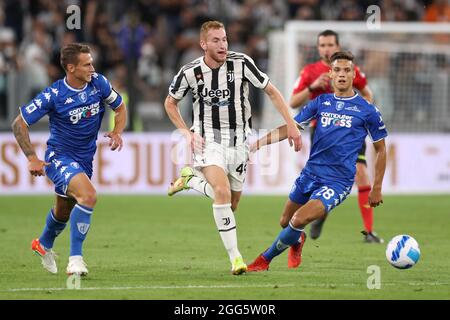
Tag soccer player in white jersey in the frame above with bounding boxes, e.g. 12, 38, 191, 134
164, 20, 301, 275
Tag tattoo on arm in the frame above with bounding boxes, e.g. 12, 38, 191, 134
12, 118, 36, 159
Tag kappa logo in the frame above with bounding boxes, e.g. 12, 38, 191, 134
51, 88, 59, 96
323, 101, 331, 106
53, 159, 61, 168
89, 88, 98, 96
65, 97, 75, 105
64, 172, 73, 181
60, 166, 67, 174
34, 99, 42, 108
44, 92, 51, 102
77, 223, 90, 235
48, 151, 55, 159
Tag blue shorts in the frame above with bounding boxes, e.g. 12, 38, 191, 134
289, 171, 352, 214
44, 149, 92, 197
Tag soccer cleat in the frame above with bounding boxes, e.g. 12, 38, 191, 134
362, 231, 384, 244
288, 232, 307, 268
168, 166, 194, 196
309, 216, 326, 240
66, 255, 88, 276
231, 256, 247, 275
31, 238, 58, 274
247, 254, 270, 272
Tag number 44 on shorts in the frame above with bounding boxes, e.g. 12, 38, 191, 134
236, 163, 247, 175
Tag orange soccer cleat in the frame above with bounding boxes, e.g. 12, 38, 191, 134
287, 232, 307, 269
31, 238, 58, 274
247, 254, 270, 272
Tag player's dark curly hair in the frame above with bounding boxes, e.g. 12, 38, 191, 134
330, 51, 354, 63
60, 43, 91, 71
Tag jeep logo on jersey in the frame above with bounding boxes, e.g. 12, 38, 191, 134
320, 112, 353, 128
200, 88, 231, 99
69, 102, 100, 124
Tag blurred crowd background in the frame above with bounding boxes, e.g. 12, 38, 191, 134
0, 0, 449, 132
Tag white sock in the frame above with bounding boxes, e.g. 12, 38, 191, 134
212, 203, 241, 262
188, 176, 215, 199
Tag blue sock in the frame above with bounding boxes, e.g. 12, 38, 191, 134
70, 204, 93, 256
262, 223, 303, 261
39, 209, 67, 249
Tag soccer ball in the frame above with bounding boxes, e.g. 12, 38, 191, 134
385, 235, 420, 269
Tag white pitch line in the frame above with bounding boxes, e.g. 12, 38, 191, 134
3, 281, 449, 293
3, 284, 295, 293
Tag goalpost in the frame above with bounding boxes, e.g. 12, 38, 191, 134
261, 21, 450, 133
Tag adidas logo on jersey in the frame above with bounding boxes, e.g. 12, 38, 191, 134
65, 97, 75, 104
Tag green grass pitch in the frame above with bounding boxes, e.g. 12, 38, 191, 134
0, 194, 449, 300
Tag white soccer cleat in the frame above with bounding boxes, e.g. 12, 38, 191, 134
66, 255, 88, 276
31, 238, 58, 274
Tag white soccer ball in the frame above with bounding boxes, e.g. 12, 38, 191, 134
385, 235, 420, 269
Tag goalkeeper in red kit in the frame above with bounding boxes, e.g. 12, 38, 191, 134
290, 30, 383, 243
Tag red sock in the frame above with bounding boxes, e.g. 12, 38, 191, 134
358, 185, 373, 233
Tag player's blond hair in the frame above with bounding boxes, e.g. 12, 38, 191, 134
200, 21, 225, 40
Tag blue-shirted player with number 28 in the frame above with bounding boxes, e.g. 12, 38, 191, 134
12, 43, 127, 276
247, 51, 388, 272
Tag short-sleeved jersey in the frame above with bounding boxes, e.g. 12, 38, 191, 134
294, 93, 387, 183
20, 73, 122, 164
168, 51, 269, 147
292, 60, 368, 99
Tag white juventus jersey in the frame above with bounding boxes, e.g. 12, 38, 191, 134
169, 51, 269, 146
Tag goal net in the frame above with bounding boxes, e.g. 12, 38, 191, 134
261, 21, 450, 133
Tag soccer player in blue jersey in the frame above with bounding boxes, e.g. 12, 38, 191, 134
11, 43, 127, 276
247, 51, 387, 271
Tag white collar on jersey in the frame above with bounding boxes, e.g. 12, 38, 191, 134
63, 77, 88, 92
333, 92, 359, 100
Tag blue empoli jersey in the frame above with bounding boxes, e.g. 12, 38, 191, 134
20, 73, 122, 164
294, 93, 388, 183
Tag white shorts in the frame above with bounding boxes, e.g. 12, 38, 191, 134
193, 142, 249, 192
